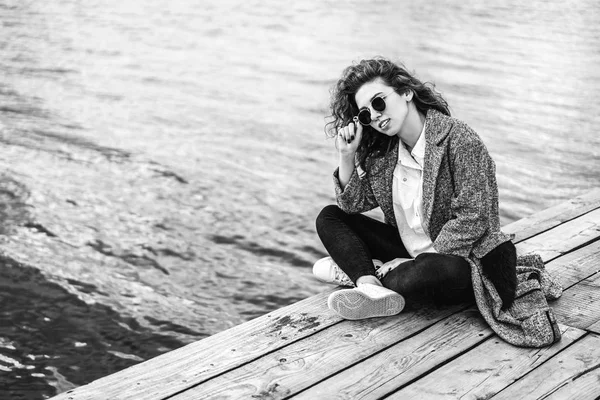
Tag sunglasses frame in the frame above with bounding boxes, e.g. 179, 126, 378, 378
355, 90, 396, 126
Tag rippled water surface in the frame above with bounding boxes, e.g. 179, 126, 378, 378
1, 0, 599, 398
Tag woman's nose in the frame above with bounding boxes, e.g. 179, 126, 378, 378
370, 108, 381, 121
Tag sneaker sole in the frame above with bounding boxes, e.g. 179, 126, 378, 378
327, 289, 405, 320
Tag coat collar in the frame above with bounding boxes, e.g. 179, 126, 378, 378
422, 109, 454, 233
425, 108, 453, 146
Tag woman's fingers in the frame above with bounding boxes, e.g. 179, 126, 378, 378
354, 120, 363, 143
344, 122, 357, 143
337, 125, 350, 144
336, 129, 346, 147
337, 121, 361, 154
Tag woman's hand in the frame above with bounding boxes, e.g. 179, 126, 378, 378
336, 119, 363, 157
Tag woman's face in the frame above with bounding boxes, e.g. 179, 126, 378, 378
354, 78, 412, 137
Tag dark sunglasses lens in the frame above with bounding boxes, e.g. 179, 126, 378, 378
358, 110, 371, 125
372, 96, 386, 112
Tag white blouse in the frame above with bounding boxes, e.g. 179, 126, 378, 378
391, 122, 436, 257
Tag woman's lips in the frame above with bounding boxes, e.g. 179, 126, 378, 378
379, 118, 390, 129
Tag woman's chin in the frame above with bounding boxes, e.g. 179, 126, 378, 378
376, 129, 398, 137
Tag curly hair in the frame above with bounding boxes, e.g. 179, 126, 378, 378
325, 58, 450, 169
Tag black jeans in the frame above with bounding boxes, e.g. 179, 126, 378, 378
316, 204, 474, 305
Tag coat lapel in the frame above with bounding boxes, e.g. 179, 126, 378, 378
376, 141, 398, 225
422, 110, 453, 234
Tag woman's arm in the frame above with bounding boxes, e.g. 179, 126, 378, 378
333, 121, 378, 213
333, 163, 378, 214
337, 153, 356, 191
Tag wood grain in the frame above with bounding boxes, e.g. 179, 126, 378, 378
552, 271, 600, 330
587, 319, 600, 335
290, 308, 492, 400
545, 239, 600, 289
504, 188, 600, 243
386, 325, 585, 400
169, 304, 468, 399
515, 207, 600, 261
49, 191, 600, 400
544, 366, 600, 400
50, 288, 342, 400
489, 333, 600, 400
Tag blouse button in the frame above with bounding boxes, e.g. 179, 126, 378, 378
403, 178, 407, 182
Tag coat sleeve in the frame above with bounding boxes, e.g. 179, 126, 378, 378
333, 163, 378, 214
433, 130, 496, 258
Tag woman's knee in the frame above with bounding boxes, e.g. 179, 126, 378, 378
414, 252, 470, 272
315, 204, 343, 235
413, 252, 471, 287
412, 253, 473, 304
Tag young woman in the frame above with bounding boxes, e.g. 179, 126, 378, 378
314, 58, 517, 320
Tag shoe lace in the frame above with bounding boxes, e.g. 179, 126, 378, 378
333, 265, 353, 285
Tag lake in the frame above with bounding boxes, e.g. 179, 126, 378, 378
0, 0, 599, 398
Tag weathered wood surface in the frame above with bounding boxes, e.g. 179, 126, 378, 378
514, 207, 600, 261
293, 309, 494, 400
503, 188, 600, 243
51, 190, 600, 400
588, 319, 600, 335
51, 288, 343, 400
490, 333, 600, 400
386, 325, 586, 400
172, 307, 477, 400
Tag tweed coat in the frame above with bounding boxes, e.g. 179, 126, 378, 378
331, 109, 562, 347
333, 108, 511, 259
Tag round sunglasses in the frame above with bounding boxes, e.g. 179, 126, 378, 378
355, 91, 396, 126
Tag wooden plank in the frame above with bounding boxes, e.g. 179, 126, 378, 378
168, 304, 470, 399
552, 271, 600, 330
489, 333, 600, 400
384, 325, 585, 400
345, 243, 598, 399
168, 235, 600, 399
544, 241, 600, 330
544, 358, 600, 400
51, 288, 343, 400
50, 190, 600, 400
544, 239, 600, 289
503, 188, 600, 243
515, 208, 600, 261
288, 308, 492, 400
587, 320, 600, 335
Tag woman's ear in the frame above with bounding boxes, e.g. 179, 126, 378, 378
404, 90, 414, 102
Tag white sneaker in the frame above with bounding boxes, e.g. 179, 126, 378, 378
327, 283, 405, 320
312, 257, 355, 287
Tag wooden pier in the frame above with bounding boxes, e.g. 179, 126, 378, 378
51, 189, 600, 399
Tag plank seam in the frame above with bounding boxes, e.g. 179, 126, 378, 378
159, 318, 347, 400
561, 269, 600, 292
485, 330, 590, 399
286, 304, 473, 399
377, 334, 496, 400
508, 199, 600, 244
162, 235, 600, 399
570, 362, 600, 382
539, 235, 600, 265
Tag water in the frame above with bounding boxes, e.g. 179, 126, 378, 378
1, 0, 599, 398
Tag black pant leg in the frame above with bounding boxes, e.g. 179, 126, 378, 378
315, 205, 410, 284
381, 252, 474, 305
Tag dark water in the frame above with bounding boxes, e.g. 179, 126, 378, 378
1, 0, 599, 398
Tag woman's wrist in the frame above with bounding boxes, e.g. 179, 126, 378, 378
339, 151, 356, 163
